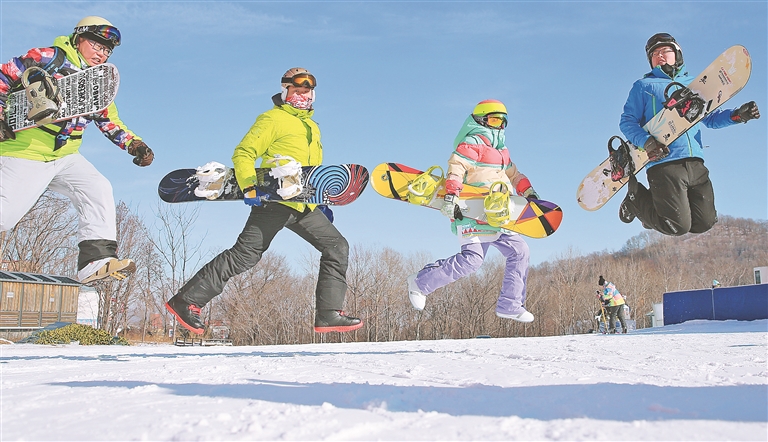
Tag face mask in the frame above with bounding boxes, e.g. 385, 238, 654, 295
284, 89, 315, 110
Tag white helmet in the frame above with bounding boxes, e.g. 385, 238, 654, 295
73, 16, 121, 48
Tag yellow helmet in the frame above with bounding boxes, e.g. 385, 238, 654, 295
73, 16, 121, 47
472, 99, 508, 129
472, 99, 507, 117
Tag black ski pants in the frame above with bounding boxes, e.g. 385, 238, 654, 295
634, 158, 717, 236
176, 203, 349, 311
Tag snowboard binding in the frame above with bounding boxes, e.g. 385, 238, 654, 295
264, 155, 304, 200
21, 67, 61, 125
483, 181, 511, 227
407, 165, 444, 205
663, 82, 708, 123
193, 161, 233, 200
607, 135, 635, 182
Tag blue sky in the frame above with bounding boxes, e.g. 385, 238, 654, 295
2, 1, 766, 270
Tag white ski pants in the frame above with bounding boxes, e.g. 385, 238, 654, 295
0, 154, 117, 242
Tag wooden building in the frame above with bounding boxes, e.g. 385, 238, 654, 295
0, 271, 80, 329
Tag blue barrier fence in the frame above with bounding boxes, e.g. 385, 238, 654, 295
663, 284, 768, 325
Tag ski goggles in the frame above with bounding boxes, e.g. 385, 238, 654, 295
484, 113, 508, 129
281, 73, 317, 89
74, 25, 121, 47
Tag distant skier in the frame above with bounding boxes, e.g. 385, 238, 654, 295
0, 16, 154, 283
165, 68, 363, 335
597, 275, 627, 334
618, 33, 759, 235
407, 100, 539, 322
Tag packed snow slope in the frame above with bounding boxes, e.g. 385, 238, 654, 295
1, 320, 766, 441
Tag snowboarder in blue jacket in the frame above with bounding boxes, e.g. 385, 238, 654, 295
618, 33, 760, 236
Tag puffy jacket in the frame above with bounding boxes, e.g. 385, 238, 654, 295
0, 36, 141, 162
232, 95, 322, 212
601, 282, 626, 307
446, 115, 532, 238
619, 64, 737, 169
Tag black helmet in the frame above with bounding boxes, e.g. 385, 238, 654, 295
645, 33, 683, 69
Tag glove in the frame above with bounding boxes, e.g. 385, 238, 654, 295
440, 194, 463, 220
643, 137, 669, 162
731, 101, 760, 123
243, 186, 270, 206
522, 187, 539, 200
127, 140, 154, 167
0, 117, 15, 142
318, 205, 334, 223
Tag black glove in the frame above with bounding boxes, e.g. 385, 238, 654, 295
731, 101, 760, 123
0, 118, 15, 142
127, 140, 154, 167
643, 137, 669, 162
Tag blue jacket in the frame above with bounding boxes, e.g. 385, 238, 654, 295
619, 64, 737, 169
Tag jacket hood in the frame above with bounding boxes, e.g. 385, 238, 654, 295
452, 114, 505, 150
271, 93, 314, 119
52, 35, 87, 68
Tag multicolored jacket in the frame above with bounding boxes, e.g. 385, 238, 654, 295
600, 281, 626, 307
446, 115, 533, 239
619, 63, 737, 169
0, 35, 141, 162
232, 95, 322, 212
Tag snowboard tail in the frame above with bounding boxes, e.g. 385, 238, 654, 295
576, 45, 752, 211
371, 163, 562, 238
158, 164, 369, 206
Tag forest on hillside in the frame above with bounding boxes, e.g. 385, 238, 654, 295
1, 192, 766, 345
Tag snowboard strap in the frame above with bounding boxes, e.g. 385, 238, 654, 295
663, 81, 708, 123
607, 135, 634, 182
483, 181, 511, 227
407, 165, 443, 205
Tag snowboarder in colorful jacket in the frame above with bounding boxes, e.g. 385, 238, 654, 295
165, 68, 363, 335
406, 100, 539, 323
618, 33, 760, 235
0, 16, 154, 284
597, 275, 627, 333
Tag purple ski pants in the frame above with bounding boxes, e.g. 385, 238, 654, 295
413, 234, 530, 315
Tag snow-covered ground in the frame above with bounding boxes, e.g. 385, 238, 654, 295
1, 320, 766, 441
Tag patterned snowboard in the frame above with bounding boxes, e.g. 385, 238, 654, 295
5, 63, 120, 132
577, 45, 752, 211
158, 163, 369, 206
371, 163, 562, 238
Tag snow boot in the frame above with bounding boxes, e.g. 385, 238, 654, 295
407, 273, 426, 310
619, 175, 639, 223
314, 310, 363, 333
496, 309, 535, 323
78, 257, 136, 284
165, 296, 205, 335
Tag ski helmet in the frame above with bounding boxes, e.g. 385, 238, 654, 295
645, 33, 683, 69
73, 16, 121, 49
472, 99, 508, 129
281, 67, 317, 89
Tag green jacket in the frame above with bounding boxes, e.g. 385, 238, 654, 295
232, 96, 322, 212
0, 36, 140, 162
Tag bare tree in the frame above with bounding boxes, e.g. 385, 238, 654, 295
1, 191, 77, 274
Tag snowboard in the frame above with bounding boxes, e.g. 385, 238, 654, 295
371, 163, 562, 238
576, 45, 752, 211
158, 163, 369, 206
5, 63, 120, 132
